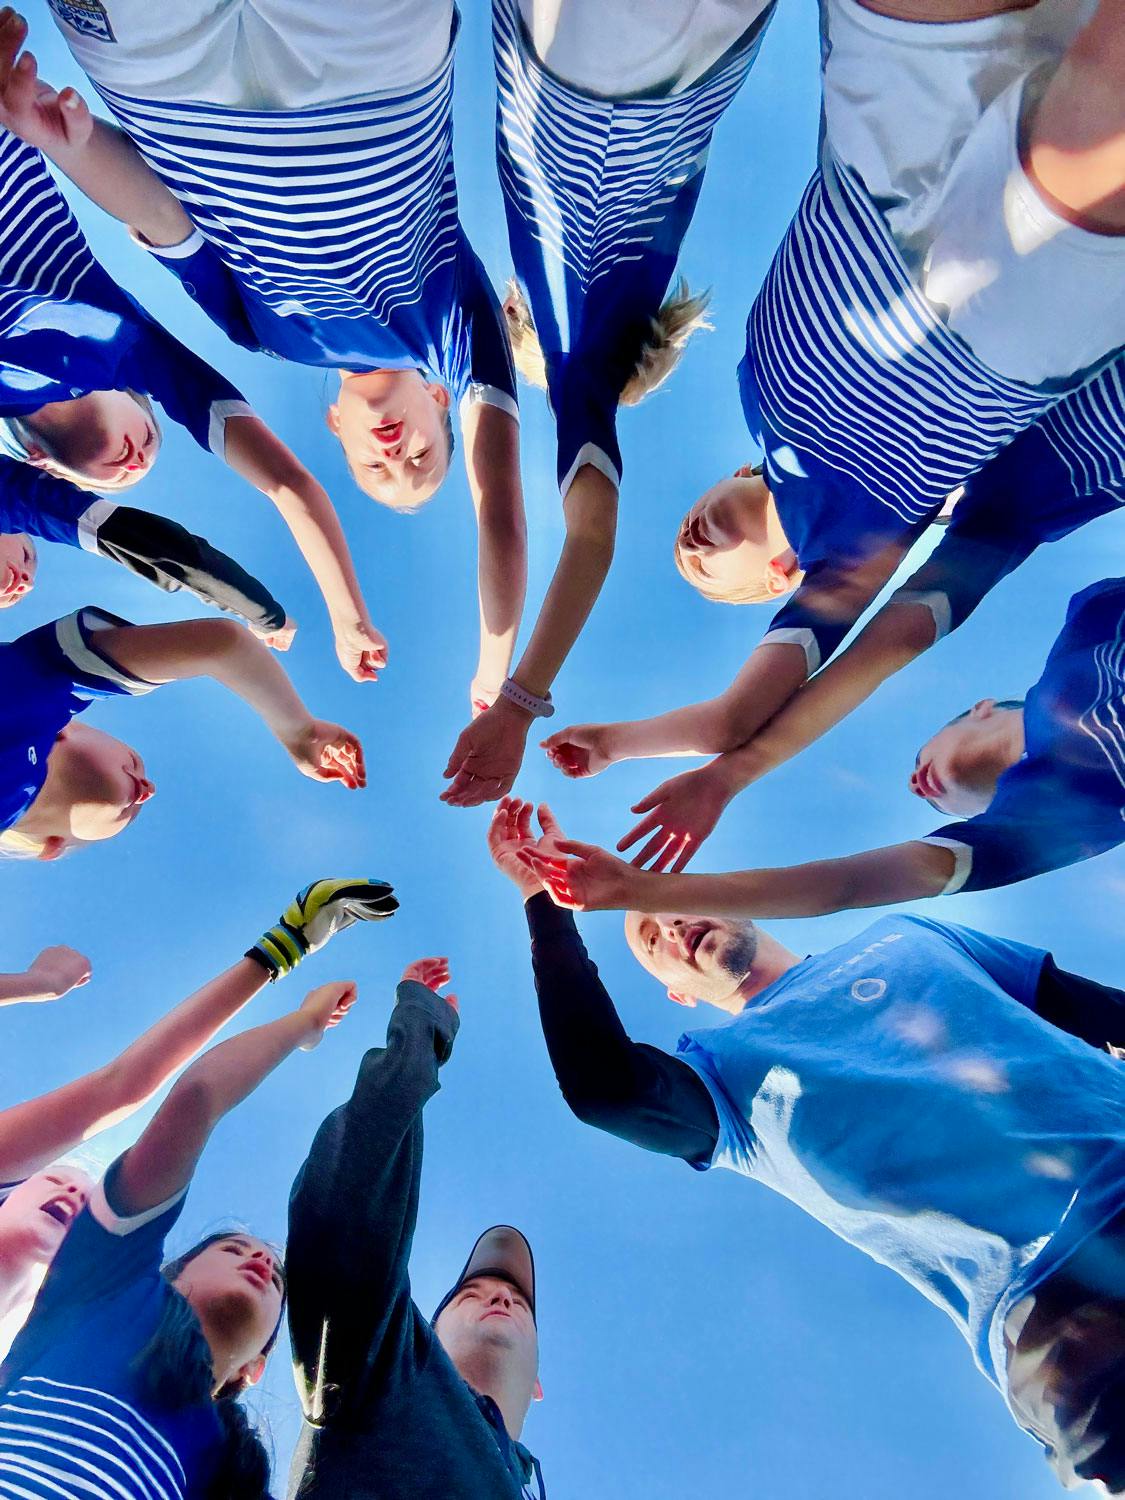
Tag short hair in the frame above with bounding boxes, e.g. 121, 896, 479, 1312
672, 466, 780, 605
914, 699, 1026, 813
503, 276, 712, 405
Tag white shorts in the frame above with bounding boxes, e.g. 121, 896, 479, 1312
45, 0, 455, 108
516, 0, 772, 96
822, 0, 1125, 387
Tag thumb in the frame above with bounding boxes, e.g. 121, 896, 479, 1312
537, 802, 562, 836
60, 89, 91, 141
630, 786, 665, 814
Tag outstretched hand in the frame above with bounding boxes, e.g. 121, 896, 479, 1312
0, 11, 93, 154
297, 980, 359, 1050
541, 722, 616, 779
251, 616, 298, 652
401, 956, 458, 1013
520, 837, 643, 913
25, 944, 92, 1001
487, 797, 567, 899
617, 763, 732, 872
442, 696, 531, 807
285, 719, 366, 788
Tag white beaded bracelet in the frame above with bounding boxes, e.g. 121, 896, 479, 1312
501, 677, 555, 719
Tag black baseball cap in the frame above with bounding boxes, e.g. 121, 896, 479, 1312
432, 1225, 536, 1325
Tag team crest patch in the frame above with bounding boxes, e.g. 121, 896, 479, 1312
46, 0, 116, 42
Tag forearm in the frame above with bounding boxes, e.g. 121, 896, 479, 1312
608, 641, 809, 761
41, 116, 192, 248
712, 603, 938, 796
1036, 957, 1125, 1052
474, 510, 527, 693
96, 507, 287, 632
0, 971, 54, 1006
636, 840, 957, 919
223, 416, 370, 630
511, 468, 617, 697
0, 959, 268, 1185
526, 895, 718, 1160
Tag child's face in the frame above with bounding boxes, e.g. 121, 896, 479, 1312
30, 392, 160, 489
910, 701, 1011, 818
29, 724, 156, 852
328, 369, 451, 508
0, 1166, 93, 1264
0, 533, 35, 608
676, 472, 800, 603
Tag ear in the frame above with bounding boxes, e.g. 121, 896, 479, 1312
425, 382, 452, 412
969, 698, 997, 720
667, 989, 698, 1008
324, 404, 341, 435
37, 836, 68, 862
533, 1377, 544, 1402
764, 558, 793, 597
236, 1354, 267, 1389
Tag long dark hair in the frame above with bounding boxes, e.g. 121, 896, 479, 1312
133, 1232, 287, 1500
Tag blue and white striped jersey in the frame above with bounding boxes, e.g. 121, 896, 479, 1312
0, 131, 250, 455
927, 578, 1125, 893
494, 0, 769, 493
97, 19, 517, 410
745, 155, 1114, 671
0, 1168, 216, 1500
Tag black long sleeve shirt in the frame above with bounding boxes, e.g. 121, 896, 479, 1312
285, 983, 542, 1499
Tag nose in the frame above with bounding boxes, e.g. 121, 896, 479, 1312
488, 1288, 512, 1308
136, 777, 156, 804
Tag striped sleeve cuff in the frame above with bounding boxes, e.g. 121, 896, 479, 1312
761, 625, 820, 676
91, 1175, 188, 1237
128, 225, 207, 261
919, 836, 974, 895
461, 385, 519, 422
891, 588, 952, 641
209, 399, 255, 458
560, 443, 621, 499
55, 608, 158, 695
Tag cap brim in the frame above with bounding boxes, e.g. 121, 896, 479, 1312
432, 1224, 535, 1324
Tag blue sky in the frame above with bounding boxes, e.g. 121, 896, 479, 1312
6, 3, 1125, 1495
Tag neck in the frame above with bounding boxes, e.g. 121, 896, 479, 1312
986, 708, 1026, 777
729, 935, 801, 1013
455, 1350, 532, 1441
0, 1232, 45, 1322
194, 1312, 252, 1395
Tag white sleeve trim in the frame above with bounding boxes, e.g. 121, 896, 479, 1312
762, 625, 820, 676
55, 608, 157, 696
89, 1176, 188, 1237
892, 588, 952, 641
920, 836, 974, 895
460, 384, 519, 423
209, 399, 254, 458
560, 443, 621, 498
128, 225, 206, 261
76, 499, 118, 554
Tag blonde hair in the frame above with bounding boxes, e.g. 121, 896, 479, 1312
0, 826, 47, 859
15, 393, 162, 493
503, 277, 712, 406
673, 538, 780, 606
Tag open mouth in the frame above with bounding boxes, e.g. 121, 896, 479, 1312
681, 922, 712, 964
372, 420, 403, 448
914, 762, 945, 802
39, 1199, 76, 1228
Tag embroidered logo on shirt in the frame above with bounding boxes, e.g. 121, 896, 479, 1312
46, 0, 116, 42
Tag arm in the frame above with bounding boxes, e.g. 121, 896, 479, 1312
222, 416, 385, 682
441, 464, 617, 806
286, 976, 458, 1422
96, 616, 365, 786
112, 983, 354, 1217
94, 506, 290, 638
1036, 956, 1125, 1053
0, 23, 191, 248
526, 895, 718, 1161
0, 957, 266, 1184
0, 947, 90, 1008
462, 402, 528, 707
528, 836, 958, 920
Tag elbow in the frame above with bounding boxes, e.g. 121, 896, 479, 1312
877, 602, 937, 661
707, 698, 755, 756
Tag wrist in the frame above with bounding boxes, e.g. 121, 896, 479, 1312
20, 968, 55, 1002
500, 677, 554, 720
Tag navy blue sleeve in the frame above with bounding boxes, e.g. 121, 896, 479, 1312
136, 230, 261, 353
121, 321, 251, 456
0, 460, 99, 548
454, 245, 518, 412
548, 352, 624, 495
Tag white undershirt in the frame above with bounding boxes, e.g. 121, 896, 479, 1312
517, 0, 772, 96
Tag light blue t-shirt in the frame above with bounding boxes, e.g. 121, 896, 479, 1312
677, 915, 1125, 1399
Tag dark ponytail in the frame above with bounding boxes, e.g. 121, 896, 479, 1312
132, 1233, 285, 1500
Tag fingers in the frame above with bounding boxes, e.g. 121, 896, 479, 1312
629, 786, 666, 816
444, 992, 460, 1013
515, 800, 533, 842
631, 828, 675, 868
542, 742, 588, 778
616, 810, 663, 853
537, 803, 562, 837
441, 770, 511, 807
318, 737, 366, 790
58, 85, 91, 145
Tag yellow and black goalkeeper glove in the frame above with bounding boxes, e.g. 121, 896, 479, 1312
249, 878, 398, 980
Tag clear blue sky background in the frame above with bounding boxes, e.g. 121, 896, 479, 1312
6, 3, 1125, 1495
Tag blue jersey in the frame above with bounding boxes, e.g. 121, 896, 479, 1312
891, 354, 1125, 640
0, 131, 251, 455
0, 606, 156, 831
926, 578, 1125, 893
0, 1165, 220, 1500
95, 18, 517, 415
742, 155, 1089, 672
0, 459, 115, 550
676, 914, 1125, 1402
494, 0, 767, 493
